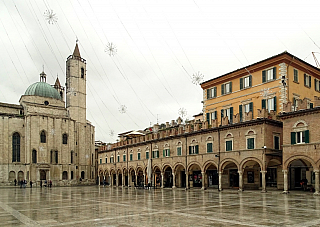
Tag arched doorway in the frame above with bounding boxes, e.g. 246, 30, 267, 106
123, 169, 128, 186
241, 160, 261, 190
40, 170, 46, 180
221, 160, 239, 189
137, 168, 144, 187
62, 171, 68, 180
205, 163, 218, 188
289, 159, 313, 190
266, 159, 281, 188
163, 166, 173, 188
9, 171, 15, 182
129, 168, 135, 187
154, 167, 161, 187
117, 170, 122, 186
81, 171, 85, 179
188, 163, 202, 188
174, 164, 186, 188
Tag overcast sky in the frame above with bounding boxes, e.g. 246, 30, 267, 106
1, 0, 320, 143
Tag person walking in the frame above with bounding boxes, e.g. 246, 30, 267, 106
30, 180, 33, 188
14, 179, 17, 186
40, 180, 42, 188
49, 180, 52, 188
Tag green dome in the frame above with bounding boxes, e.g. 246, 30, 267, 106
24, 82, 61, 100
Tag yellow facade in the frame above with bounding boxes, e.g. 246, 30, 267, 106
201, 52, 320, 125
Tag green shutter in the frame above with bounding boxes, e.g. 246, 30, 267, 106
273, 67, 277, 80
310, 103, 314, 109
229, 82, 232, 93
249, 102, 253, 118
240, 78, 243, 90
230, 107, 233, 124
291, 132, 296, 145
207, 89, 210, 99
309, 76, 312, 88
207, 143, 212, 153
304, 74, 307, 86
177, 147, 181, 156
315, 79, 317, 91
221, 84, 225, 95
249, 75, 252, 87
130, 154, 133, 161
262, 70, 266, 83
168, 149, 170, 157
206, 113, 210, 124
305, 130, 309, 143
273, 97, 277, 112
214, 111, 217, 120
195, 145, 199, 154
146, 152, 149, 159
262, 99, 266, 109
221, 109, 224, 122
239, 105, 243, 122
214, 87, 217, 97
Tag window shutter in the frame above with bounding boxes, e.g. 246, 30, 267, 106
163, 149, 165, 157
214, 111, 217, 120
305, 130, 309, 143
310, 103, 314, 108
214, 87, 217, 97
309, 76, 311, 88
221, 109, 224, 122
221, 84, 225, 95
273, 67, 277, 80
315, 79, 317, 91
195, 145, 199, 154
291, 132, 296, 145
262, 70, 266, 83
262, 99, 266, 109
273, 97, 277, 112
152, 151, 154, 158
249, 75, 252, 87
189, 146, 191, 154
239, 105, 243, 122
207, 89, 210, 99
230, 107, 233, 124
249, 102, 253, 118
229, 82, 232, 92
206, 113, 210, 123
304, 74, 307, 86
240, 78, 243, 90
207, 143, 212, 153
168, 149, 170, 157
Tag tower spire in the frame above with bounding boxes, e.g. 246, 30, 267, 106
73, 42, 81, 58
40, 71, 46, 82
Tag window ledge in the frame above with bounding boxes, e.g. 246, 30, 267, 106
293, 81, 299, 84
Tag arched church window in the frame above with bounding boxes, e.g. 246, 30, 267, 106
12, 132, 20, 162
55, 151, 58, 164
40, 130, 46, 143
32, 149, 37, 163
81, 171, 85, 179
62, 171, 68, 180
62, 133, 68, 144
81, 67, 84, 78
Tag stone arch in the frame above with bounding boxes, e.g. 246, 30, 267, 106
245, 129, 256, 135
190, 138, 198, 144
163, 143, 170, 148
104, 169, 109, 176
240, 157, 263, 171
176, 141, 183, 146
293, 120, 308, 128
98, 169, 104, 175
220, 158, 239, 172
206, 136, 213, 141
109, 168, 116, 175
203, 160, 218, 171
266, 157, 282, 168
284, 155, 316, 170
173, 162, 186, 173
224, 132, 234, 138
162, 163, 173, 172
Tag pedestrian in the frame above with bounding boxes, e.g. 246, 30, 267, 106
20, 180, 23, 188
23, 179, 26, 188
49, 180, 52, 188
30, 180, 33, 188
40, 180, 42, 188
44, 180, 47, 187
14, 179, 17, 186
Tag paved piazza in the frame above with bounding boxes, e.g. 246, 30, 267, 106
0, 186, 319, 226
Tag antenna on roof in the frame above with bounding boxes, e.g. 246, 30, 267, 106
312, 52, 320, 68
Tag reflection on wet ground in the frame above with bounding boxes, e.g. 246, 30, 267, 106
0, 186, 319, 226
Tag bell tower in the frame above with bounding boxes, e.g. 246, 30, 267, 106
66, 43, 86, 123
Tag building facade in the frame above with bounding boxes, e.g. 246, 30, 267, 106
0, 44, 95, 186
98, 51, 320, 193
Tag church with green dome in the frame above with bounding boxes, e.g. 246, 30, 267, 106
0, 44, 96, 186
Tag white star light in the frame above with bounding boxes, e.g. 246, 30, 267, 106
192, 71, 204, 85
105, 42, 117, 56
178, 108, 187, 119
119, 105, 127, 114
44, 10, 58, 24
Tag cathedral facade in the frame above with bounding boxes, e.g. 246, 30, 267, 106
0, 44, 95, 186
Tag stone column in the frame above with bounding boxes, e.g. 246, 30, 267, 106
116, 174, 119, 187
218, 171, 222, 191
161, 172, 164, 188
186, 172, 189, 189
122, 172, 125, 187
315, 170, 319, 195
172, 173, 176, 189
109, 174, 111, 186
283, 170, 289, 193
143, 174, 146, 187
135, 174, 138, 187
98, 176, 100, 185
201, 171, 206, 190
238, 171, 243, 192
261, 171, 267, 193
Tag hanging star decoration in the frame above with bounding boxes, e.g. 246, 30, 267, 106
119, 105, 127, 114
178, 108, 187, 119
109, 130, 115, 137
192, 71, 204, 85
44, 10, 58, 24
105, 42, 117, 56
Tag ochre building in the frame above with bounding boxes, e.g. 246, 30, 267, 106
0, 44, 95, 186
98, 51, 320, 193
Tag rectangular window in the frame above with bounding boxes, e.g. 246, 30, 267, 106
247, 138, 254, 149
294, 69, 298, 82
207, 87, 217, 99
262, 67, 276, 83
226, 140, 232, 151
152, 150, 159, 158
315, 78, 320, 91
304, 74, 311, 88
177, 147, 182, 156
123, 154, 126, 162
163, 149, 170, 157
188, 145, 199, 154
146, 152, 149, 159
207, 143, 213, 153
221, 82, 232, 95
274, 136, 280, 150
291, 130, 309, 144
117, 155, 120, 163
223, 107, 233, 124
240, 75, 252, 90
262, 97, 277, 112
99, 158, 102, 164
137, 153, 141, 160
206, 111, 217, 124
130, 153, 133, 161
105, 158, 107, 163
110, 157, 114, 163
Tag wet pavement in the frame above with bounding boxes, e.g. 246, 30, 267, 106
0, 186, 319, 226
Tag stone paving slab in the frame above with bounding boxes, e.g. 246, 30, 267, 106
0, 186, 319, 226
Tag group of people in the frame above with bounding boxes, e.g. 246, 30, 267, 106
14, 179, 52, 188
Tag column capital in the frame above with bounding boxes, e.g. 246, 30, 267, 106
238, 171, 243, 175
314, 170, 320, 174
282, 169, 288, 174
260, 171, 267, 174
218, 171, 223, 174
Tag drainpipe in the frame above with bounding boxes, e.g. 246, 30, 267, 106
185, 135, 188, 190
126, 146, 128, 187
217, 128, 221, 192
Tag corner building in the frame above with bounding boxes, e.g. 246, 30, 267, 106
0, 44, 95, 186
98, 51, 320, 193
